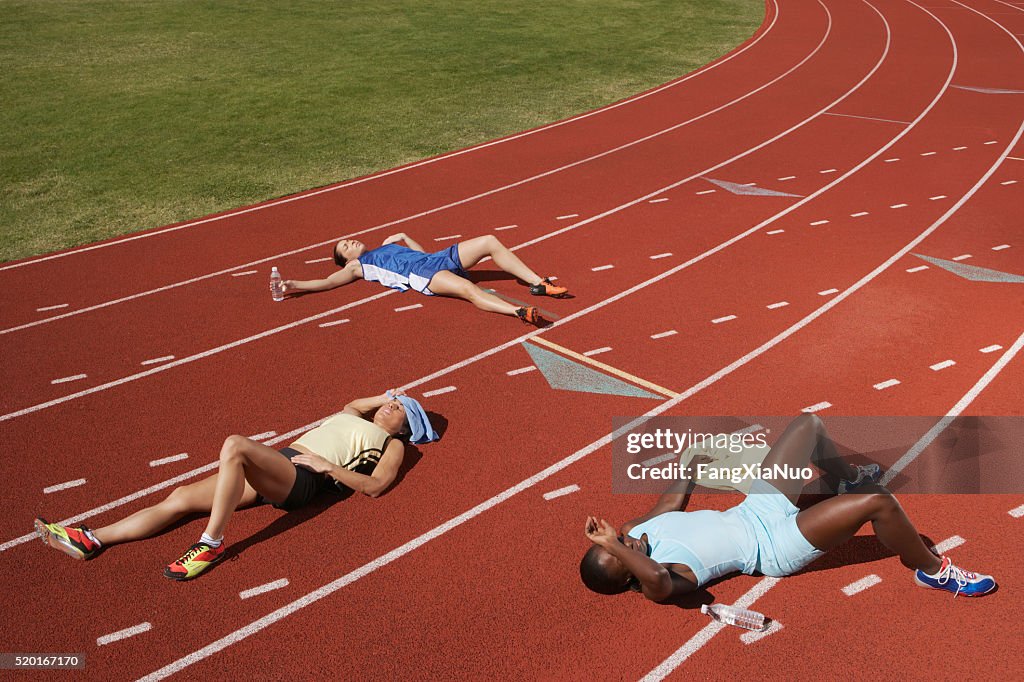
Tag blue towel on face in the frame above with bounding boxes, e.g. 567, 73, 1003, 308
388, 392, 439, 444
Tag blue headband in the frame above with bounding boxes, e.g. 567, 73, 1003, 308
387, 392, 439, 445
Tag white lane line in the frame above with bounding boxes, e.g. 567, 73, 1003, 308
651, 330, 678, 339
712, 315, 737, 324
818, 288, 840, 296
556, 214, 579, 220
395, 304, 423, 312
641, 578, 780, 681
884, 157, 900, 162
810, 219, 830, 226
696, 189, 717, 195
51, 374, 87, 385
433, 234, 462, 242
43, 479, 87, 494
980, 344, 1003, 353
247, 431, 277, 442
649, 198, 670, 203
140, 355, 175, 366
842, 575, 882, 596
1009, 504, 1024, 518
777, 175, 796, 181
36, 304, 69, 312
231, 270, 258, 277
542, 484, 580, 501
506, 366, 536, 376
907, 265, 930, 273
952, 254, 972, 260
97, 622, 152, 646
318, 319, 350, 328
954, 146, 968, 151
240, 579, 289, 600
766, 229, 785, 235
921, 151, 937, 156
591, 265, 615, 272
1001, 179, 1018, 185
984, 140, 998, 145
741, 621, 783, 645
422, 386, 457, 398
766, 301, 789, 309
149, 453, 189, 468
820, 168, 838, 174
305, 257, 333, 264
890, 203, 908, 208
930, 359, 956, 371
494, 224, 517, 231
851, 211, 870, 217
583, 347, 613, 357
933, 535, 966, 554
650, 252, 673, 260
1008, 156, 1024, 161
992, 244, 1011, 250
929, 194, 947, 200
873, 379, 901, 390
802, 402, 832, 413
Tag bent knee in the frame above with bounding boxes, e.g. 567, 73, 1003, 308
220, 434, 250, 461
867, 490, 899, 514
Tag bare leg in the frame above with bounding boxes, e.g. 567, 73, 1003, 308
760, 414, 860, 503
795, 486, 942, 573
457, 235, 543, 284
203, 436, 297, 540
427, 270, 520, 316
92, 474, 260, 546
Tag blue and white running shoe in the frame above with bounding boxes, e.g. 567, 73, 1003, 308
838, 463, 882, 494
914, 556, 997, 598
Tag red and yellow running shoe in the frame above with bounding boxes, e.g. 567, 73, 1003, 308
163, 541, 225, 581
34, 517, 101, 560
529, 277, 570, 298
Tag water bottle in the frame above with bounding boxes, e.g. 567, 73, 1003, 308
270, 267, 284, 302
700, 603, 766, 631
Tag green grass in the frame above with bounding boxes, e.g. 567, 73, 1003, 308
0, 0, 762, 262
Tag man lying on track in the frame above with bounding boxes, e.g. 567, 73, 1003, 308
35, 390, 438, 581
280, 232, 570, 325
581, 414, 996, 600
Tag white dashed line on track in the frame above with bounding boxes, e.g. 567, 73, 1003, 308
890, 203, 908, 208
929, 195, 947, 200
650, 330, 678, 339
591, 265, 615, 272
231, 270, 258, 277
873, 379, 901, 390
1000, 180, 1018, 185
543, 485, 580, 501
884, 158, 900, 163
248, 431, 277, 442
802, 402, 832, 413
583, 347, 613, 357
394, 304, 423, 312
43, 479, 87, 494
141, 356, 175, 366
932, 535, 965, 554
712, 315, 737, 324
992, 244, 1011, 251
422, 386, 457, 398
240, 579, 290, 600
696, 189, 717, 195
921, 151, 937, 156
51, 374, 87, 385
741, 621, 783, 645
556, 214, 579, 220
766, 301, 789, 309
506, 366, 536, 376
766, 229, 785, 235
149, 453, 190, 468
304, 257, 333, 264
951, 254, 972, 261
433, 234, 462, 242
930, 360, 956, 371
842, 575, 882, 596
980, 345, 1003, 354
777, 176, 796, 181
98, 622, 152, 646
818, 288, 840, 296
851, 211, 869, 218
820, 168, 837, 174
810, 220, 830, 226
494, 225, 517, 231
649, 253, 673, 260
36, 304, 69, 312
649, 198, 670, 203
906, 265, 929, 273
984, 140, 998, 145
953, 146, 968, 151
318, 319, 350, 328
1009, 504, 1024, 519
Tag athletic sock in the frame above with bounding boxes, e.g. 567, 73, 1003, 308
82, 528, 102, 547
200, 532, 223, 548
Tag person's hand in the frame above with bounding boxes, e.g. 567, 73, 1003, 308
385, 388, 406, 399
291, 453, 334, 475
382, 233, 406, 245
279, 280, 297, 296
584, 516, 619, 547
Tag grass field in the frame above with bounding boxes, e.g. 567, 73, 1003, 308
0, 0, 762, 262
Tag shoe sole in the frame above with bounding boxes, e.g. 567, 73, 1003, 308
34, 518, 86, 560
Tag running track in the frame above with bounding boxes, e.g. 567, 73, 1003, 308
2, 0, 1023, 678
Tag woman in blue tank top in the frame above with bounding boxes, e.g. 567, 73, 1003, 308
280, 232, 571, 326
581, 415, 996, 600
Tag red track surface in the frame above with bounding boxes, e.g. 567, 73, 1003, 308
3, 0, 1023, 679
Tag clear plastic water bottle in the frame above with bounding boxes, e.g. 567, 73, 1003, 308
700, 603, 766, 631
270, 267, 284, 302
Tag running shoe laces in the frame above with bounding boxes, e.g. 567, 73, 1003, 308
936, 560, 974, 597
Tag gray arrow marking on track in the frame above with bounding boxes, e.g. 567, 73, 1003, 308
702, 178, 803, 197
913, 254, 1024, 283
951, 85, 1024, 94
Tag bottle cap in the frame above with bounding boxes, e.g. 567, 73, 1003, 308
700, 604, 709, 614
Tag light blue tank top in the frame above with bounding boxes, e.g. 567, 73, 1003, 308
628, 509, 758, 586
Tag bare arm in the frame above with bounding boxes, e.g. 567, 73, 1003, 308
585, 517, 697, 601
382, 232, 425, 252
282, 262, 359, 295
342, 389, 400, 417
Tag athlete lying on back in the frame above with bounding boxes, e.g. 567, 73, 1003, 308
280, 233, 570, 325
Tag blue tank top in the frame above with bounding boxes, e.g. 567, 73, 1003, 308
357, 244, 421, 292
628, 509, 758, 586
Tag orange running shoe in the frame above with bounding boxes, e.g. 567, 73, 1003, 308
529, 277, 569, 298
515, 306, 545, 326
163, 541, 225, 581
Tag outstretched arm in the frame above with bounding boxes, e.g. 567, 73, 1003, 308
382, 232, 425, 252
282, 262, 359, 295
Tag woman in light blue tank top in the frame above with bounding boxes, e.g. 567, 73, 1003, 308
581, 415, 996, 601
